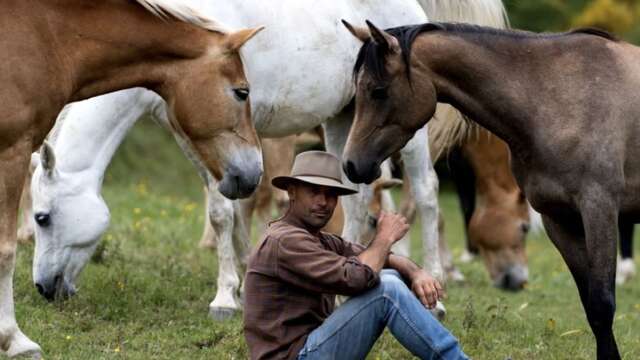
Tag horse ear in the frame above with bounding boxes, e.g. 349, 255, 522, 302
341, 20, 370, 43
40, 141, 56, 176
365, 20, 400, 54
225, 26, 265, 52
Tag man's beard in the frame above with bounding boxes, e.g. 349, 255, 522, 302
301, 207, 334, 229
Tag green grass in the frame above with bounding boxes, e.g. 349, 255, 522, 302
13, 119, 640, 359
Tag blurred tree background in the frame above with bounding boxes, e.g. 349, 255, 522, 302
505, 0, 640, 43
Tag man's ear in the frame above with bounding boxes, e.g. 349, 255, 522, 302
286, 184, 296, 201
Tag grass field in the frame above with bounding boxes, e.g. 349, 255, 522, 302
12, 119, 640, 359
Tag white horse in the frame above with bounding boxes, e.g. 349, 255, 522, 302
29, 88, 254, 320
29, 0, 508, 320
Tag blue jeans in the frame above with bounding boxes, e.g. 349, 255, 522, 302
297, 270, 468, 360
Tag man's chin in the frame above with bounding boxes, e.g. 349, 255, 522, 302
304, 216, 331, 230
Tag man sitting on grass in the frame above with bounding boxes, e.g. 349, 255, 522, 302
243, 151, 468, 360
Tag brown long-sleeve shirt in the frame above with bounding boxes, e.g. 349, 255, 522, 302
243, 217, 380, 360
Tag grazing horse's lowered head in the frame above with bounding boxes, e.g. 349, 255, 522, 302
30, 144, 109, 300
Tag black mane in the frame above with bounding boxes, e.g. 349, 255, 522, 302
353, 22, 617, 82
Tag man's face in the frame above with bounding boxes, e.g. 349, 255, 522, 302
287, 181, 339, 229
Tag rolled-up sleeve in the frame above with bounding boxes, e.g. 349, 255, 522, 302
276, 231, 379, 296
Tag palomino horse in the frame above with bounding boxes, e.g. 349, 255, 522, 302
1, 1, 263, 357
343, 20, 640, 360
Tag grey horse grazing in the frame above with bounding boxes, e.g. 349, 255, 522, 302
341, 21, 640, 360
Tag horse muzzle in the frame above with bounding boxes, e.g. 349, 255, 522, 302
34, 274, 76, 301
217, 149, 262, 199
494, 265, 528, 291
343, 157, 381, 185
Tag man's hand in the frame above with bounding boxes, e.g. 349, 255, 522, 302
410, 270, 445, 309
375, 212, 410, 245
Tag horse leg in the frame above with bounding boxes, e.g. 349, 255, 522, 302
0, 140, 41, 358
447, 146, 477, 262
398, 126, 446, 320
544, 193, 620, 359
206, 182, 242, 321
198, 186, 218, 250
580, 194, 620, 360
323, 111, 372, 245
616, 219, 635, 284
438, 214, 464, 282
16, 169, 34, 244
399, 126, 442, 281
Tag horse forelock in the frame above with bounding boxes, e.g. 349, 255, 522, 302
135, 0, 229, 34
353, 23, 445, 84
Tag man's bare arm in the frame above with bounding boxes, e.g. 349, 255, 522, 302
357, 212, 409, 273
386, 254, 445, 309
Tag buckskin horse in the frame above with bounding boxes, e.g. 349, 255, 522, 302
0, 1, 263, 357
342, 20, 639, 359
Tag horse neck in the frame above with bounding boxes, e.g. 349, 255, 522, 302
413, 33, 538, 159
52, 89, 163, 188
45, 1, 216, 102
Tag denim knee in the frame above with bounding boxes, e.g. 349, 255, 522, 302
379, 269, 410, 297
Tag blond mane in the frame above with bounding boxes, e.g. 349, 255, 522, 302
423, 0, 509, 160
135, 0, 229, 34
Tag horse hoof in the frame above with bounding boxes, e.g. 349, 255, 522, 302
459, 250, 475, 263
209, 307, 238, 321
447, 268, 465, 283
616, 258, 636, 285
430, 301, 446, 321
6, 335, 41, 360
10, 350, 42, 360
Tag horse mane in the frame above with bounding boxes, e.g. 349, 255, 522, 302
135, 0, 229, 34
568, 27, 618, 41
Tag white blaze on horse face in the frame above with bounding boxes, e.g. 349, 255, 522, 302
31, 165, 110, 296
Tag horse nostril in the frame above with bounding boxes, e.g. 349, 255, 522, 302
343, 160, 356, 178
35, 283, 45, 296
521, 222, 531, 233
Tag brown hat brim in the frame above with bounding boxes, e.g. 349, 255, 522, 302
272, 175, 358, 196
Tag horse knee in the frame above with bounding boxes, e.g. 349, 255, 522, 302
0, 240, 16, 262
208, 201, 233, 227
588, 289, 616, 329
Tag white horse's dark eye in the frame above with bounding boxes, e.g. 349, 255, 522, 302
35, 213, 51, 227
233, 88, 249, 101
367, 214, 378, 228
371, 86, 388, 100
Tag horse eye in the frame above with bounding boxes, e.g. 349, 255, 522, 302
371, 87, 388, 100
367, 214, 378, 228
233, 88, 249, 101
34, 213, 51, 227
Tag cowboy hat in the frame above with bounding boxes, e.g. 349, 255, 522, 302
272, 151, 357, 196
